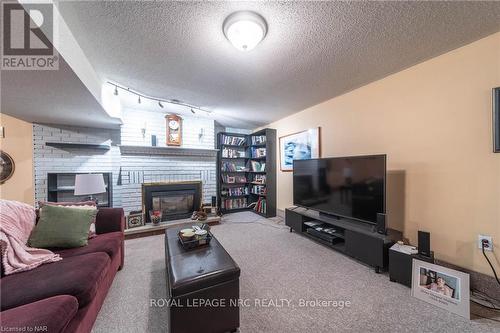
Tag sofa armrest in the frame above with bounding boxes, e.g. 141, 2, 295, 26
0, 295, 78, 333
95, 208, 125, 235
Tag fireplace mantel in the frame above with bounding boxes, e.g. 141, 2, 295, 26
119, 145, 218, 157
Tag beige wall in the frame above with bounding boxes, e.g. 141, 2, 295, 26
0, 114, 34, 205
266, 32, 500, 276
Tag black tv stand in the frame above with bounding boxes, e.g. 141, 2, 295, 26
285, 207, 401, 273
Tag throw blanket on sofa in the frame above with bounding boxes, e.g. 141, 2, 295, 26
0, 200, 61, 275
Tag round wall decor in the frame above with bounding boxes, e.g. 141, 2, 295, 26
0, 151, 15, 184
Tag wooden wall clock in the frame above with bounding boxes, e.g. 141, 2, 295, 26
0, 151, 15, 184
166, 114, 182, 146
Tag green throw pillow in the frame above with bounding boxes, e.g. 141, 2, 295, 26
29, 204, 98, 248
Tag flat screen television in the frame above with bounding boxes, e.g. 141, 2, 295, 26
293, 155, 386, 224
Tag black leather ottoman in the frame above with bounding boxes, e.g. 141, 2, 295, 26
165, 226, 240, 333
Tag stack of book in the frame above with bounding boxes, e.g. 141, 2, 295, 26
222, 186, 248, 196
250, 161, 266, 172
222, 135, 246, 146
251, 185, 266, 196
251, 147, 266, 158
222, 175, 247, 184
252, 174, 266, 184
223, 198, 247, 210
221, 162, 247, 172
222, 147, 246, 158
254, 197, 266, 214
251, 135, 266, 145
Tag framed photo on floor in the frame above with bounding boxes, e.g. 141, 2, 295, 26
279, 127, 321, 171
411, 259, 470, 319
493, 87, 500, 153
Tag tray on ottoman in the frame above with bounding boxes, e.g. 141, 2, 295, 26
177, 230, 212, 250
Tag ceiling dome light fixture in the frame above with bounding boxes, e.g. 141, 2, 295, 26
223, 11, 267, 51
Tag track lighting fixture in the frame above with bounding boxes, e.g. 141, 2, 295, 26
107, 81, 213, 116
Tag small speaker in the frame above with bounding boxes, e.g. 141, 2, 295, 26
376, 213, 386, 235
211, 196, 217, 207
418, 231, 431, 257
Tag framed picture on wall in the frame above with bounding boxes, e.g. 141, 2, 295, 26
0, 151, 15, 184
279, 127, 321, 172
493, 87, 500, 153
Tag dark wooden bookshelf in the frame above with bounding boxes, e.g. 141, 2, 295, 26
216, 129, 276, 217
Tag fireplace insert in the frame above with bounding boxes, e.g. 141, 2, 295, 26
142, 182, 202, 222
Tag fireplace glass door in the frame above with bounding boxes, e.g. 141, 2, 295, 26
151, 190, 195, 221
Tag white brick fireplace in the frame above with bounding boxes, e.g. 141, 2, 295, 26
33, 108, 217, 215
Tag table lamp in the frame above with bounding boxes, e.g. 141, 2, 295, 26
74, 173, 106, 204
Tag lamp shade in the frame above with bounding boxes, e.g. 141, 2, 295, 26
74, 174, 106, 196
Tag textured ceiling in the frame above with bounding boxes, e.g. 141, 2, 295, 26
1, 58, 122, 129
53, 2, 500, 127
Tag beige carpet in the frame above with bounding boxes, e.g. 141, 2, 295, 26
92, 212, 500, 332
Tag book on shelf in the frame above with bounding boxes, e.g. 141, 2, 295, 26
251, 185, 266, 196
252, 174, 266, 184
222, 198, 247, 210
221, 186, 249, 197
222, 135, 246, 146
221, 161, 248, 172
251, 135, 266, 145
222, 147, 246, 158
250, 161, 266, 172
254, 197, 267, 214
222, 174, 247, 184
251, 147, 266, 158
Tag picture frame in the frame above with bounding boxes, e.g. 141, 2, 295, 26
493, 87, 500, 153
0, 151, 15, 184
126, 211, 144, 229
411, 259, 470, 319
279, 127, 321, 172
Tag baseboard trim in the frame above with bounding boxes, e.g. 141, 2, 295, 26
435, 259, 500, 300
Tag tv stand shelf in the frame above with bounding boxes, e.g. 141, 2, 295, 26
286, 207, 402, 273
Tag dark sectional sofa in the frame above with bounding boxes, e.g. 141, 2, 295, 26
0, 208, 125, 333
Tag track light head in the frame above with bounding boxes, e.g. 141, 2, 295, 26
158, 101, 163, 108
191, 108, 196, 114
138, 95, 141, 104
114, 85, 118, 96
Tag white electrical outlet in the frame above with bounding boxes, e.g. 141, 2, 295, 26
478, 235, 493, 251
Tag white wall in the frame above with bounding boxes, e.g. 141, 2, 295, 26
33, 124, 122, 206
121, 108, 214, 148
